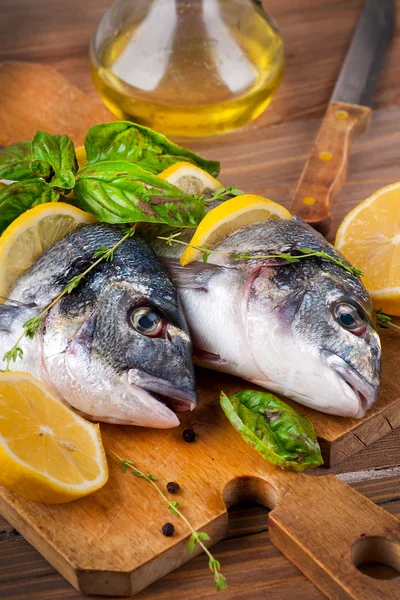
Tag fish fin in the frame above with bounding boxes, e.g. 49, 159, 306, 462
161, 258, 222, 291
273, 287, 309, 333
193, 347, 227, 367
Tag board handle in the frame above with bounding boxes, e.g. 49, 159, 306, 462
268, 474, 400, 599
290, 102, 371, 236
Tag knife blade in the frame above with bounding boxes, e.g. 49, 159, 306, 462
290, 0, 395, 235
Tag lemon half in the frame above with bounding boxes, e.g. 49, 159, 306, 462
180, 194, 292, 266
0, 372, 108, 504
0, 202, 96, 300
159, 161, 223, 196
335, 182, 400, 316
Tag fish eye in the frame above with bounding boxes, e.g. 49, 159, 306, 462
334, 303, 365, 332
130, 307, 164, 337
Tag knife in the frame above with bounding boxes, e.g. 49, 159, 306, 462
290, 0, 395, 235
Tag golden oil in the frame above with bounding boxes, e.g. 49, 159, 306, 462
91, 0, 284, 137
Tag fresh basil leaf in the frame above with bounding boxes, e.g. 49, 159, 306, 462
0, 141, 33, 181
84, 122, 220, 177
220, 390, 323, 472
74, 161, 206, 227
29, 159, 52, 180
0, 180, 59, 234
32, 131, 77, 190
49, 169, 76, 191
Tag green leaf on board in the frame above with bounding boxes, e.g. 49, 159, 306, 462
220, 390, 323, 472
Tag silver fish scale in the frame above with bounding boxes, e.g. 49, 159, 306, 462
216, 218, 371, 307
11, 223, 178, 310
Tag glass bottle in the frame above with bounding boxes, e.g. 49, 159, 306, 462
90, 0, 284, 137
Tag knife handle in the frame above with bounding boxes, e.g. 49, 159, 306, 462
291, 101, 371, 236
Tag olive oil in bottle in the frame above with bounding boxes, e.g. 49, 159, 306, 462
91, 0, 284, 137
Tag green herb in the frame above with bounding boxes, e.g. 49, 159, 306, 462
206, 186, 244, 202
157, 234, 363, 276
0, 123, 221, 233
31, 131, 77, 191
0, 132, 78, 191
75, 161, 206, 228
3, 227, 136, 370
297, 247, 363, 277
84, 121, 220, 177
109, 449, 227, 591
375, 309, 400, 332
0, 179, 59, 234
0, 141, 33, 181
92, 245, 115, 262
220, 391, 323, 472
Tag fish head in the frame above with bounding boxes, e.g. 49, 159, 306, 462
94, 277, 198, 412
40, 227, 197, 428
245, 260, 381, 418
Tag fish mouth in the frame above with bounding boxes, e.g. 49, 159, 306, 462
323, 352, 379, 418
127, 368, 198, 413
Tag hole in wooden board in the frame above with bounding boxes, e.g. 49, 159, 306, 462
227, 501, 270, 539
222, 476, 279, 511
351, 536, 400, 580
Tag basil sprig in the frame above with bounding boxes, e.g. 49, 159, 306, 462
0, 132, 77, 191
0, 180, 59, 234
220, 390, 323, 472
31, 131, 77, 190
75, 161, 206, 227
0, 142, 33, 181
0, 122, 217, 232
84, 121, 220, 176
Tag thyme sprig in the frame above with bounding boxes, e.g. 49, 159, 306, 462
195, 186, 243, 204
3, 226, 137, 370
157, 232, 364, 276
109, 449, 227, 591
375, 309, 400, 332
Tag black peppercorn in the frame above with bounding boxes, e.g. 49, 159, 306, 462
162, 522, 175, 537
166, 481, 180, 494
182, 428, 196, 443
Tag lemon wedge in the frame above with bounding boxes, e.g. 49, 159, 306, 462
0, 202, 96, 301
0, 372, 108, 503
75, 145, 87, 169
180, 194, 292, 266
158, 161, 223, 196
335, 182, 400, 316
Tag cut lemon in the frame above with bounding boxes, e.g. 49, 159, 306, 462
335, 182, 400, 316
180, 194, 292, 266
0, 202, 96, 301
75, 145, 87, 169
159, 161, 223, 196
0, 372, 108, 503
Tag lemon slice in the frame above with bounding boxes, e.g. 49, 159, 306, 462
159, 161, 223, 195
0, 372, 108, 503
75, 145, 87, 169
335, 182, 400, 316
180, 194, 292, 266
0, 202, 96, 301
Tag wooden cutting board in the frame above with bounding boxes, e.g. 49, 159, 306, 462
0, 62, 400, 599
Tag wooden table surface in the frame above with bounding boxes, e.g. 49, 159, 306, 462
1, 0, 400, 598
